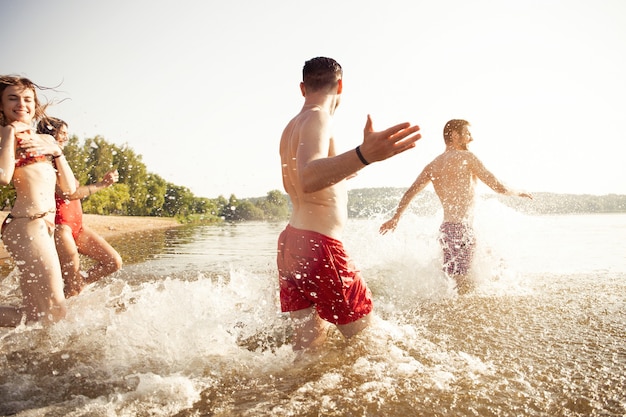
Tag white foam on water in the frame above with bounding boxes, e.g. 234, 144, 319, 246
0, 267, 296, 415
345, 201, 535, 306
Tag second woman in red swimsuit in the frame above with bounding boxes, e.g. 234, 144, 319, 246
37, 117, 122, 298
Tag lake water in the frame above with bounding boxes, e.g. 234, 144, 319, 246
1, 201, 625, 416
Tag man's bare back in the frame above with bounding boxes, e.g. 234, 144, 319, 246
280, 106, 348, 239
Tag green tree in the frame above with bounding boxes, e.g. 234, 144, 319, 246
233, 200, 264, 221
162, 184, 195, 217
219, 194, 239, 221
0, 185, 15, 210
256, 189, 290, 220
144, 173, 167, 216
214, 195, 229, 220
82, 183, 130, 215
62, 134, 90, 185
115, 144, 149, 215
83, 136, 117, 185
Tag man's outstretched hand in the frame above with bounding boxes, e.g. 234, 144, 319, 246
358, 115, 422, 164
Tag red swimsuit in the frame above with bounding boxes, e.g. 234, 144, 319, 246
55, 180, 83, 239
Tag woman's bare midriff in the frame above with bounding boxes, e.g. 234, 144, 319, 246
10, 163, 57, 218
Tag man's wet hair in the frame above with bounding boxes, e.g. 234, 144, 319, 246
302, 57, 343, 92
443, 119, 470, 144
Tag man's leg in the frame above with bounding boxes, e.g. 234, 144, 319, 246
453, 274, 474, 294
337, 312, 372, 339
290, 306, 327, 351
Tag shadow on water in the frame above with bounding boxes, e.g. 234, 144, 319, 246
0, 225, 186, 280
107, 226, 190, 265
0, 222, 285, 280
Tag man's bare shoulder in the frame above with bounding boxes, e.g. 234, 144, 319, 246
428, 151, 452, 170
298, 107, 330, 132
455, 150, 482, 168
426, 150, 477, 177
281, 109, 327, 141
440, 149, 479, 164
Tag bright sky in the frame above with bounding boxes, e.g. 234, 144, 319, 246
2, 0, 625, 198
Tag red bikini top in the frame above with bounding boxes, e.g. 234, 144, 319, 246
15, 150, 53, 168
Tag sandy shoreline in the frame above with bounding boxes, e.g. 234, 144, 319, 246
0, 211, 180, 260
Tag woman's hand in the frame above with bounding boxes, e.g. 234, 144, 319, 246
11, 122, 34, 145
102, 169, 119, 187
18, 133, 62, 157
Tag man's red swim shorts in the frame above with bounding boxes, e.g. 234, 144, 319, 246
277, 225, 373, 325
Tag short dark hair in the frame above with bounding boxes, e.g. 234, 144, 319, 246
37, 116, 67, 137
302, 57, 342, 92
443, 119, 470, 144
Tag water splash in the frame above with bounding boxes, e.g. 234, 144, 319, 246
1, 213, 625, 416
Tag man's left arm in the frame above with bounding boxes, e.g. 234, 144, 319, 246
472, 154, 532, 199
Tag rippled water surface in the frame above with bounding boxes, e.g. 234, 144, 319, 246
1, 206, 625, 416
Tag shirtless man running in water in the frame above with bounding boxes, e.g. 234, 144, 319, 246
380, 119, 532, 293
277, 57, 422, 352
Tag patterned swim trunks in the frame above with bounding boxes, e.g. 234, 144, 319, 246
438, 222, 476, 276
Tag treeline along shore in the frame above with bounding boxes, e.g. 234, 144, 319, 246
0, 134, 291, 224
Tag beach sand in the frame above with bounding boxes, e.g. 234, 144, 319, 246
0, 211, 180, 260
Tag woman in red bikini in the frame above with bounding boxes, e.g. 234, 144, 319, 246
37, 117, 122, 298
0, 76, 77, 326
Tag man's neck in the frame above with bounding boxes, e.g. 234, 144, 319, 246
447, 143, 468, 151
302, 94, 338, 115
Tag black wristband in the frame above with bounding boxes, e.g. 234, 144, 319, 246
52, 154, 63, 159
355, 146, 370, 165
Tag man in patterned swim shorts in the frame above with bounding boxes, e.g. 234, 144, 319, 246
380, 119, 532, 293
278, 57, 422, 352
